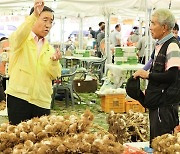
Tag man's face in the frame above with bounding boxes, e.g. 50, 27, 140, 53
117, 26, 121, 32
150, 16, 166, 40
100, 23, 105, 29
32, 11, 54, 38
172, 29, 178, 35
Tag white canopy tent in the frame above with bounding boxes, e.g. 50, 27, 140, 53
0, 0, 180, 63
1, 0, 180, 18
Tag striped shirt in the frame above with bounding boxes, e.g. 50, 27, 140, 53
154, 33, 180, 71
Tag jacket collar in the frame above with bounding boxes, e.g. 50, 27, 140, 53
156, 33, 173, 46
28, 32, 45, 43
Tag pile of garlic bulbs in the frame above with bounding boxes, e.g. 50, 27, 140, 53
0, 100, 6, 111
107, 110, 149, 144
152, 125, 180, 153
0, 110, 124, 154
8, 133, 124, 154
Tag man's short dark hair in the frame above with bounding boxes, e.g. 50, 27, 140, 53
115, 24, 120, 29
173, 23, 179, 31
133, 26, 138, 30
99, 22, 105, 27
30, 6, 54, 19
0, 37, 8, 42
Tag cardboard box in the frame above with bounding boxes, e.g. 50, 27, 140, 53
73, 79, 97, 93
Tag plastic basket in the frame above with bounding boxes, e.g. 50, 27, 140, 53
101, 94, 125, 113
125, 100, 145, 113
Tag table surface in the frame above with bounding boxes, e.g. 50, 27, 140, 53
63, 56, 101, 62
105, 63, 145, 88
124, 141, 149, 148
106, 63, 144, 71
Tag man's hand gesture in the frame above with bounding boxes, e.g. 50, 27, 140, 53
34, 0, 44, 17
51, 48, 62, 61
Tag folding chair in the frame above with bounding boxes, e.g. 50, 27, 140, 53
88, 57, 107, 83
51, 67, 77, 108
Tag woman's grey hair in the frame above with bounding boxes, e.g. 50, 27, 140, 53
152, 8, 175, 30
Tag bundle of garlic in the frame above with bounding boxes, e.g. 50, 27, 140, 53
152, 132, 180, 153
0, 100, 6, 111
8, 132, 124, 154
107, 110, 149, 144
174, 125, 180, 134
0, 109, 94, 152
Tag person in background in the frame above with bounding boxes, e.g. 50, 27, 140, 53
86, 34, 95, 50
172, 23, 180, 41
0, 37, 8, 111
95, 21, 105, 39
136, 34, 156, 64
65, 36, 73, 51
110, 24, 121, 63
96, 24, 105, 58
127, 26, 140, 46
0, 40, 6, 111
88, 27, 96, 39
5, 0, 61, 125
133, 8, 180, 146
0, 37, 8, 42
111, 24, 121, 47
0, 37, 9, 91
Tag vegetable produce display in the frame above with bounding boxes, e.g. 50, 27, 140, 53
0, 110, 124, 154
0, 100, 6, 111
107, 110, 149, 143
152, 125, 180, 153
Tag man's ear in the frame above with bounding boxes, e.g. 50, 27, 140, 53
164, 24, 169, 31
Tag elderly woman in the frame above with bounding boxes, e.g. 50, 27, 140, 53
133, 9, 180, 146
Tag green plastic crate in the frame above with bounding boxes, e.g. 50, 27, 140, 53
116, 61, 123, 65
115, 47, 123, 57
115, 47, 122, 52
128, 57, 138, 65
83, 50, 90, 57
115, 52, 123, 57
115, 51, 123, 57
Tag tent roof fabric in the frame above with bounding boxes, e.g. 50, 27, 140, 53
0, 0, 180, 18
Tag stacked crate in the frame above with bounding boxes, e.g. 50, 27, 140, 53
114, 47, 138, 65
114, 47, 126, 65
125, 99, 145, 113
101, 94, 126, 113
73, 50, 90, 57
101, 95, 145, 113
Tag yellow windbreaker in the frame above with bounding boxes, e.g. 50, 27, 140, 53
5, 13, 61, 109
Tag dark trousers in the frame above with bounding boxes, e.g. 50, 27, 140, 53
97, 51, 102, 58
149, 104, 179, 146
113, 45, 120, 64
7, 95, 50, 125
0, 80, 5, 102
139, 57, 145, 64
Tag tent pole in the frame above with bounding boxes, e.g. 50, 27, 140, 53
60, 16, 65, 52
78, 16, 83, 50
145, 0, 152, 88
139, 17, 143, 39
105, 14, 111, 64
145, 0, 151, 64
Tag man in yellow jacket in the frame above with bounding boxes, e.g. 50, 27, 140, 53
5, 0, 61, 125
